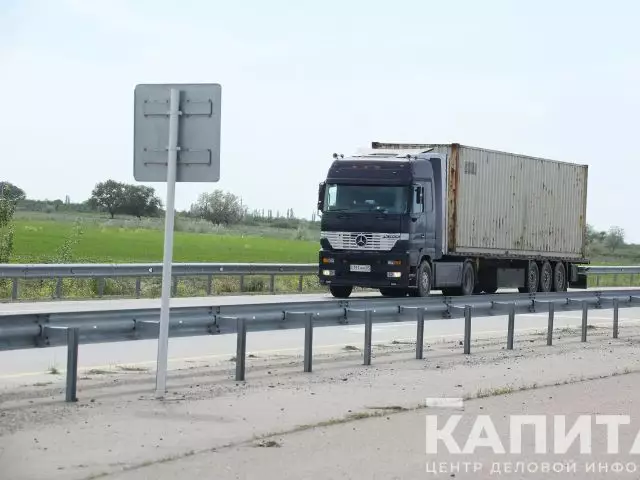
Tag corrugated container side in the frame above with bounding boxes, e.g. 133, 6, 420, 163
425, 144, 587, 259
373, 142, 588, 259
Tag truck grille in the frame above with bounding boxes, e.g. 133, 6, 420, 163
321, 231, 408, 252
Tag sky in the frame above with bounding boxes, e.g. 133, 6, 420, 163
1, 0, 639, 240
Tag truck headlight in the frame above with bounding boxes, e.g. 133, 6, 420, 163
322, 270, 335, 276
321, 257, 335, 264
387, 272, 402, 278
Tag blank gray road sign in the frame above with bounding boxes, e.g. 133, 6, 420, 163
133, 83, 221, 182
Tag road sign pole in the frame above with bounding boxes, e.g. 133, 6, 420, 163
155, 88, 180, 398
134, 83, 220, 398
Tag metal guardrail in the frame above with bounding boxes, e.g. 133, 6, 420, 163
0, 263, 639, 301
580, 265, 640, 286
1, 288, 639, 402
0, 262, 318, 300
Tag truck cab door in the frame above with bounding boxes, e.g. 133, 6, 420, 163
410, 185, 427, 266
410, 183, 436, 266
422, 180, 437, 256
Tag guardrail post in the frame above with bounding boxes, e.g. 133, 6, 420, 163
269, 275, 275, 294
55, 278, 63, 299
304, 313, 314, 373
236, 317, 247, 381
507, 303, 515, 350
364, 309, 373, 365
11, 278, 18, 300
581, 301, 588, 342
135, 278, 141, 298
239, 275, 245, 292
66, 327, 79, 402
596, 276, 600, 287
298, 275, 304, 292
613, 298, 619, 339
416, 307, 425, 360
171, 276, 178, 297
547, 302, 555, 346
206, 275, 213, 296
464, 305, 472, 354
98, 278, 105, 298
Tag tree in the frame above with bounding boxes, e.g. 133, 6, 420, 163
605, 226, 625, 253
585, 224, 597, 246
89, 180, 125, 218
121, 185, 162, 219
190, 190, 246, 225
0, 182, 26, 202
0, 191, 16, 265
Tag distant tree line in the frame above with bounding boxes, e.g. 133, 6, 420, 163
586, 224, 626, 253
2, 179, 318, 229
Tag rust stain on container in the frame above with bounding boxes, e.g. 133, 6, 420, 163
447, 143, 460, 252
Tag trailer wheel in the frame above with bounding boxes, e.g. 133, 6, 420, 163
416, 261, 432, 297
525, 261, 540, 293
329, 285, 352, 298
460, 261, 476, 296
539, 261, 553, 292
552, 262, 567, 292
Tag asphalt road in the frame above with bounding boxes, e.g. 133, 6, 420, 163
128, 372, 640, 479
3, 299, 640, 480
0, 290, 636, 386
0, 286, 623, 315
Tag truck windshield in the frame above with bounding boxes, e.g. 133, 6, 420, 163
324, 184, 409, 214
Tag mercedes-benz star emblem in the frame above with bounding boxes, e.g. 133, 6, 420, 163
355, 234, 367, 247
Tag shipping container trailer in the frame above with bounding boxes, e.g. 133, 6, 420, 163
316, 142, 589, 298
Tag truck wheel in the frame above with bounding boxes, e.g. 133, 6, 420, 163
539, 261, 552, 292
525, 261, 540, 293
416, 261, 432, 297
460, 261, 476, 296
552, 262, 567, 292
329, 285, 352, 298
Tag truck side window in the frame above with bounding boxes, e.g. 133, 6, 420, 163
424, 181, 433, 212
326, 185, 337, 208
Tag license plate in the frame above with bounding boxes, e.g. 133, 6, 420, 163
350, 264, 371, 272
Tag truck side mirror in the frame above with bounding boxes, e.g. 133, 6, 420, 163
412, 185, 424, 214
317, 182, 326, 211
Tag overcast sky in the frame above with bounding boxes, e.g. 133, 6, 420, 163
1, 0, 639, 240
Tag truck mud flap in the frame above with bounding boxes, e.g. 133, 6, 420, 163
569, 273, 588, 289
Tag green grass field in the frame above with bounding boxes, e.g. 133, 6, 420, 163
3, 212, 640, 300
3, 214, 323, 300
10, 216, 319, 264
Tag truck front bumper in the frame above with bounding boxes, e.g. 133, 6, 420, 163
318, 250, 411, 288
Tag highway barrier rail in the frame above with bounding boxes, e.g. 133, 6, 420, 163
0, 262, 318, 301
1, 288, 639, 402
0, 263, 638, 302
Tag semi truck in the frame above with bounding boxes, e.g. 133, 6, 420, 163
316, 142, 589, 298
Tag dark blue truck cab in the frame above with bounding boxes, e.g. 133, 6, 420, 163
316, 142, 589, 298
